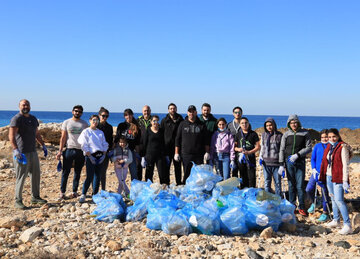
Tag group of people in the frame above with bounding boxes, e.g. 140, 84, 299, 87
9, 99, 353, 235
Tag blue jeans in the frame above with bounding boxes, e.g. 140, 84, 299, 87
286, 160, 305, 209
214, 153, 230, 180
327, 175, 350, 225
263, 165, 282, 196
306, 173, 329, 212
61, 148, 85, 193
99, 156, 109, 190
82, 157, 103, 195
128, 150, 138, 181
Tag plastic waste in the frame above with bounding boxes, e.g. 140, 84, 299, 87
14, 153, 27, 165
220, 206, 248, 235
279, 199, 296, 224
91, 190, 126, 222
185, 163, 222, 193
129, 179, 153, 202
162, 210, 191, 236
146, 207, 176, 230
212, 177, 242, 198
57, 160, 62, 172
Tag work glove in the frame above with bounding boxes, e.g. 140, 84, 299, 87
174, 154, 181, 162
97, 154, 106, 165
230, 160, 236, 170
13, 149, 22, 160
141, 157, 147, 168
343, 181, 350, 193
238, 153, 246, 164
165, 156, 170, 165
287, 154, 299, 165
42, 145, 48, 158
278, 166, 286, 178
88, 155, 96, 165
57, 160, 62, 172
259, 156, 264, 166
204, 152, 211, 161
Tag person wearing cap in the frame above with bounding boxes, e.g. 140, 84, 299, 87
9, 99, 48, 209
227, 106, 243, 177
56, 105, 88, 200
174, 105, 210, 183
160, 103, 184, 185
279, 114, 312, 216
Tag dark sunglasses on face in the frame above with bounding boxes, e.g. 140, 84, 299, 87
74, 110, 83, 113
101, 114, 109, 118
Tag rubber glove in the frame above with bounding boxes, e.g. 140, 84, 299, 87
204, 152, 211, 161
141, 157, 147, 168
174, 154, 181, 162
230, 160, 236, 170
278, 166, 286, 178
88, 155, 96, 165
13, 149, 22, 160
42, 145, 48, 157
57, 160, 62, 172
238, 153, 246, 164
259, 156, 264, 166
287, 154, 299, 164
343, 182, 350, 193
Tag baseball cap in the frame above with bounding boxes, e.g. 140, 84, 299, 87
188, 105, 197, 112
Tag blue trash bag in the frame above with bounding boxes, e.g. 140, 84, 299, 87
244, 188, 282, 231
212, 177, 242, 199
91, 190, 126, 222
146, 207, 177, 230
279, 199, 296, 225
126, 201, 148, 222
187, 208, 221, 235
179, 190, 210, 208
129, 179, 153, 202
225, 189, 246, 207
162, 210, 192, 236
220, 206, 249, 235
185, 163, 223, 193
147, 190, 184, 213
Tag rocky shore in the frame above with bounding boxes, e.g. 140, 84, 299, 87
0, 123, 359, 258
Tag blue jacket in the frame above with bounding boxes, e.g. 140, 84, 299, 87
311, 142, 327, 172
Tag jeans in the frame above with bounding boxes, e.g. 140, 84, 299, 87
214, 152, 230, 180
327, 175, 350, 225
61, 148, 85, 194
98, 156, 109, 191
82, 157, 103, 195
128, 150, 139, 181
263, 165, 282, 196
286, 160, 305, 209
306, 173, 330, 212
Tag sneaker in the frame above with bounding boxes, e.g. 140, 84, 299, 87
79, 194, 86, 203
317, 214, 329, 222
298, 209, 308, 216
326, 219, 340, 228
69, 192, 78, 199
58, 193, 66, 200
338, 224, 353, 235
31, 197, 47, 204
307, 203, 315, 214
14, 200, 28, 210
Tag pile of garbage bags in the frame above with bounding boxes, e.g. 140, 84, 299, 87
92, 163, 296, 236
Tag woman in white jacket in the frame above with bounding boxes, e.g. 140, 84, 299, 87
78, 115, 108, 203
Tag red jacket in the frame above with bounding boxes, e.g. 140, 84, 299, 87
320, 142, 348, 184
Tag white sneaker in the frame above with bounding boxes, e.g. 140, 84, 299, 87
326, 220, 340, 228
338, 224, 353, 235
58, 193, 66, 201
79, 194, 86, 203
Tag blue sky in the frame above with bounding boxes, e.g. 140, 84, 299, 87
0, 1, 359, 116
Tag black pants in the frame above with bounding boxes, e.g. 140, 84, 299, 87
181, 154, 203, 184
165, 151, 182, 185
237, 162, 256, 188
145, 155, 169, 185
231, 167, 239, 178
136, 157, 143, 181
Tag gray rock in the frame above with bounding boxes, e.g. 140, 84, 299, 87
19, 227, 43, 243
334, 241, 351, 249
246, 247, 264, 259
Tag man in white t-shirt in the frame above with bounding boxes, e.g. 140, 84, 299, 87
56, 105, 88, 199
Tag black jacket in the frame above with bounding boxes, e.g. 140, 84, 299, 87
114, 121, 141, 151
160, 113, 184, 155
97, 121, 113, 151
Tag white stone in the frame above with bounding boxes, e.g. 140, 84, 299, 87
19, 227, 43, 243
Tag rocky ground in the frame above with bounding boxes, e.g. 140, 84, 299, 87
0, 124, 359, 258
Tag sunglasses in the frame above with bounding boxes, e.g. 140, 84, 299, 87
101, 114, 109, 118
234, 112, 241, 115
152, 120, 159, 123
74, 110, 83, 113
91, 119, 99, 122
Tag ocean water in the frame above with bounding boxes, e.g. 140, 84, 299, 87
1, 110, 359, 131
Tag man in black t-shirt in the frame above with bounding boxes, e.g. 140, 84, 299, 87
9, 99, 48, 209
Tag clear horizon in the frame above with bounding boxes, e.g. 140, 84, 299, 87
1, 1, 359, 116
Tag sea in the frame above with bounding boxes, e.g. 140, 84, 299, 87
1, 110, 359, 162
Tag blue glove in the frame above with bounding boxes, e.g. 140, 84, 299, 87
57, 160, 62, 172
287, 154, 298, 165
259, 156, 263, 166
107, 149, 114, 158
13, 149, 22, 160
97, 154, 106, 165
238, 153, 246, 164
14, 150, 27, 165
317, 181, 325, 188
141, 157, 147, 168
42, 145, 48, 157
278, 166, 286, 178
165, 156, 170, 165
230, 161, 236, 170
343, 181, 350, 193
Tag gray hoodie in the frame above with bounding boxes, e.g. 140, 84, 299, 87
260, 117, 283, 166
279, 114, 312, 164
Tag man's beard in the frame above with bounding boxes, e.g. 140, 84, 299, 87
22, 108, 29, 114
74, 114, 81, 119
